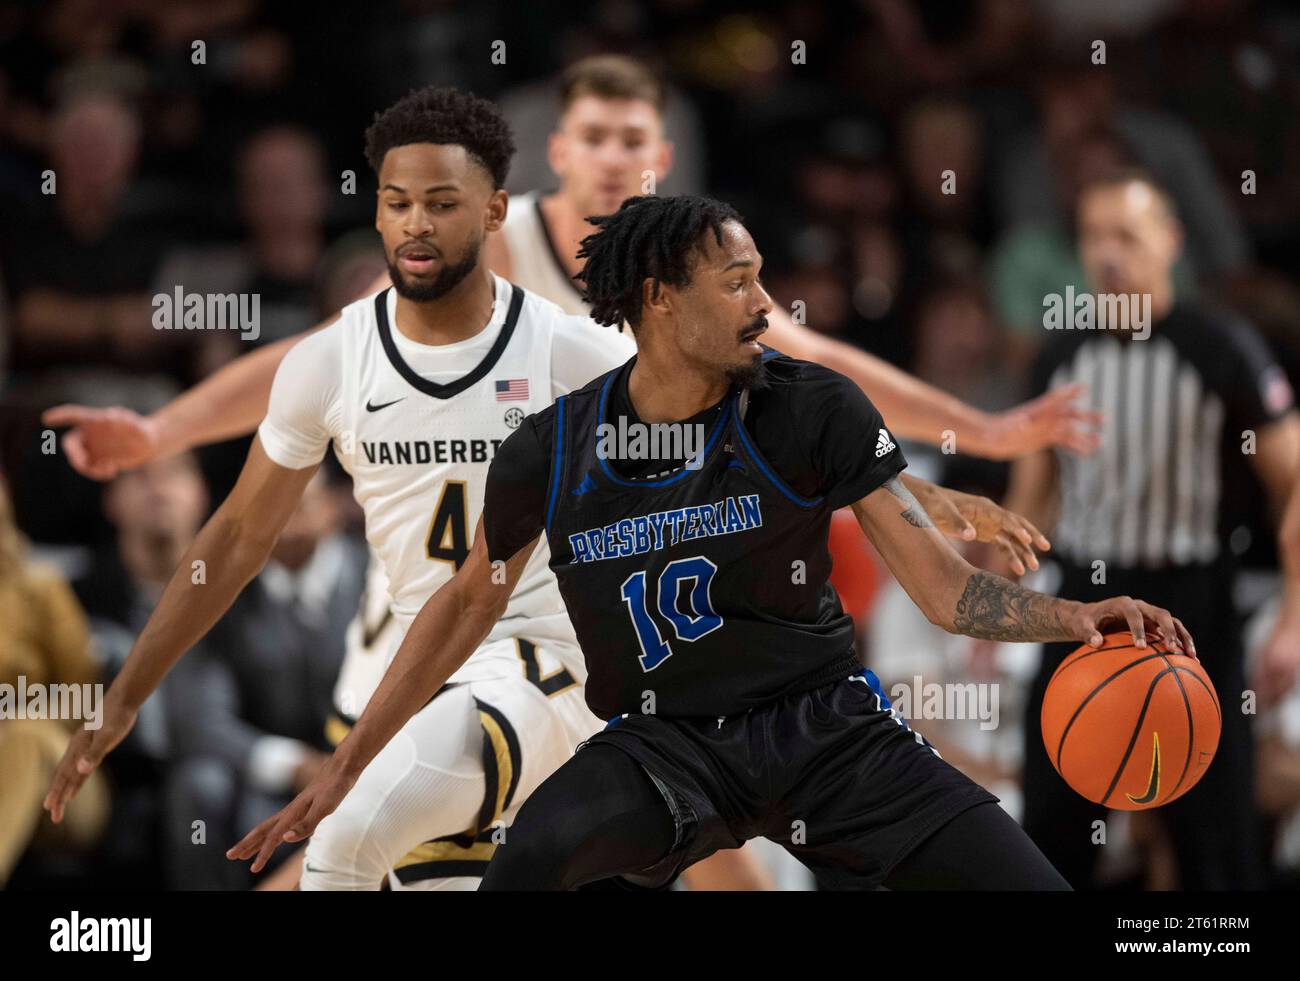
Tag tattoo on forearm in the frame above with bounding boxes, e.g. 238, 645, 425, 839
952, 570, 1072, 642
883, 476, 934, 529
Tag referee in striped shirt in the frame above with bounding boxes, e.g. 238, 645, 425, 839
1005, 168, 1300, 889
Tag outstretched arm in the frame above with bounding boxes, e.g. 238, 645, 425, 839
228, 522, 537, 872
42, 266, 396, 480
852, 475, 1195, 652
43, 438, 320, 820
762, 306, 1101, 459
899, 472, 1050, 576
43, 323, 333, 479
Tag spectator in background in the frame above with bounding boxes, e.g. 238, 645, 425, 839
0, 471, 107, 885
162, 471, 365, 889
2, 93, 177, 387
152, 125, 331, 378
76, 453, 209, 633
995, 62, 1251, 284
986, 125, 1196, 346
896, 96, 993, 255
772, 118, 907, 362
892, 97, 997, 366
1137, 0, 1300, 272
68, 452, 212, 885
910, 277, 1021, 409
226, 125, 329, 345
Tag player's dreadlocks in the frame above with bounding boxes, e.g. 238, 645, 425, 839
364, 86, 516, 188
575, 195, 743, 330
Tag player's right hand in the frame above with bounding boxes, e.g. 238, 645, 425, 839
1068, 596, 1196, 657
227, 759, 360, 874
41, 404, 161, 481
43, 703, 137, 824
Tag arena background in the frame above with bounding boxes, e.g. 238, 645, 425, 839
1, 0, 1299, 892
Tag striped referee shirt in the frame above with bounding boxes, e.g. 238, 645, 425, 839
1033, 303, 1294, 570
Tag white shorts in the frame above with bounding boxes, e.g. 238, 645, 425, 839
305, 632, 601, 891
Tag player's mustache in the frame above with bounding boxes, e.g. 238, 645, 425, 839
738, 315, 768, 342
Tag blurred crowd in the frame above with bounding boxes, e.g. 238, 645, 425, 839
2, 0, 1300, 889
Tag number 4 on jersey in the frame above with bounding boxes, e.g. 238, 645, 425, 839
620, 556, 723, 672
426, 481, 470, 570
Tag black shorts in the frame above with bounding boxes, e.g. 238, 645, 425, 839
583, 668, 998, 889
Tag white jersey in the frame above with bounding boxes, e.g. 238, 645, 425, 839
501, 191, 589, 315
259, 273, 635, 687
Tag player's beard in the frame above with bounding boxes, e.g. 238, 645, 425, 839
387, 236, 482, 302
725, 314, 770, 390
725, 355, 768, 391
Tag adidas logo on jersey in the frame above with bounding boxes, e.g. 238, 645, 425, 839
875, 429, 896, 458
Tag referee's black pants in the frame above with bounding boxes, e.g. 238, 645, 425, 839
1021, 561, 1265, 890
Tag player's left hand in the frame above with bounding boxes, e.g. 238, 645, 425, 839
920, 484, 1051, 576
226, 758, 359, 874
44, 701, 137, 824
1251, 614, 1300, 708
981, 384, 1103, 459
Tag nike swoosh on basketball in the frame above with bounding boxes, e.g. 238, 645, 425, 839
366, 397, 405, 412
1125, 731, 1161, 805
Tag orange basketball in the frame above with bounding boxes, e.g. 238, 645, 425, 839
1040, 631, 1220, 810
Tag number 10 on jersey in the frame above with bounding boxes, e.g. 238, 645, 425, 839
620, 556, 723, 671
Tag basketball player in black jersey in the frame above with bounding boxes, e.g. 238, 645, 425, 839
232, 195, 1196, 890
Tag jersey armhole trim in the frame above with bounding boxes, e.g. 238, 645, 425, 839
545, 395, 566, 535
374, 285, 525, 400
730, 390, 825, 509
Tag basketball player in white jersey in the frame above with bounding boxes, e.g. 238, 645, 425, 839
45, 73, 1082, 889
44, 88, 641, 890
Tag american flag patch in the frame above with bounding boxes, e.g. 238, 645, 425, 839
495, 378, 529, 402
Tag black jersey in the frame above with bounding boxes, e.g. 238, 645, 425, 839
1031, 302, 1294, 573
483, 350, 907, 719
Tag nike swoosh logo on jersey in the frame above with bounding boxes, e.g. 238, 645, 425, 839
366, 397, 406, 412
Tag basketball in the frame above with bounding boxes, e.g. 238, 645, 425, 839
1041, 631, 1220, 810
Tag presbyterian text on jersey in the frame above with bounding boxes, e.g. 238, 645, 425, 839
568, 493, 763, 563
